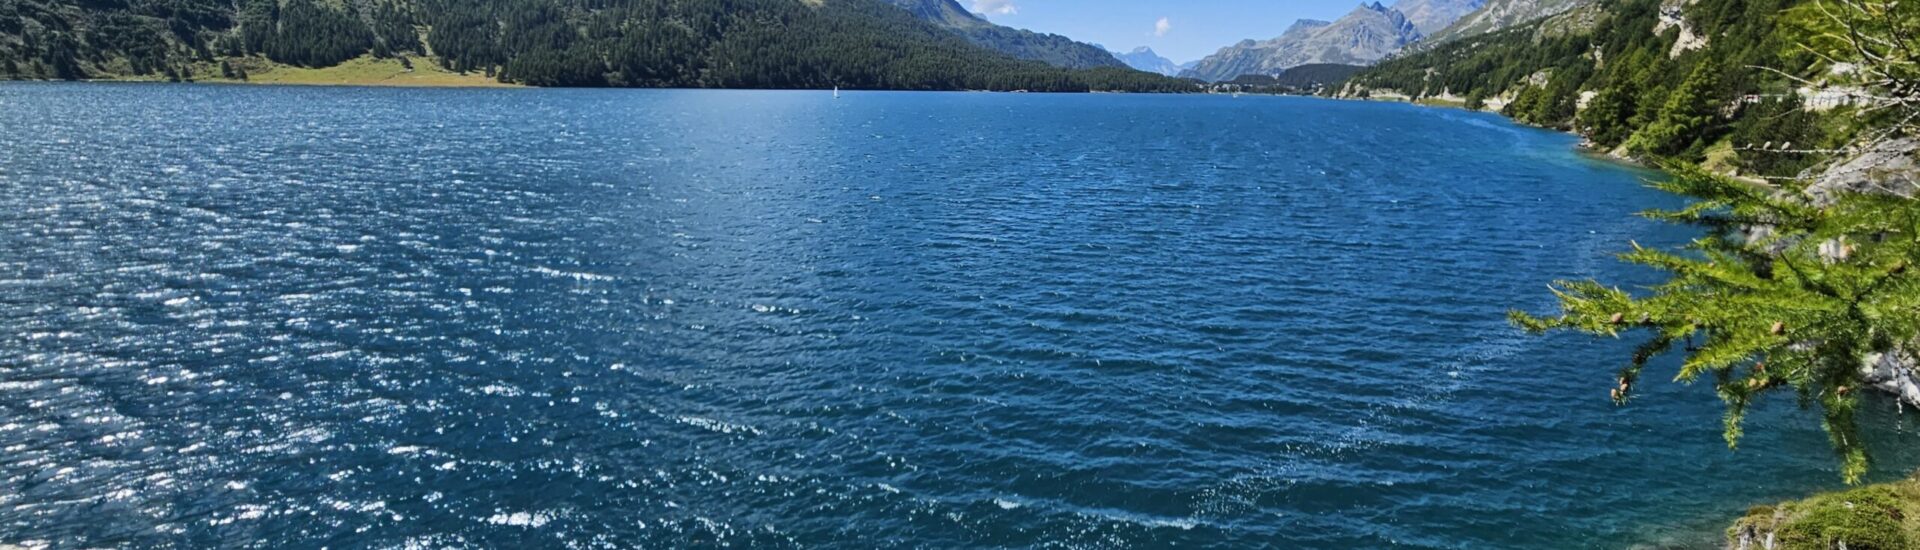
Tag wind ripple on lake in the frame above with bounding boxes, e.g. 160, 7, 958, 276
1, 84, 1915, 549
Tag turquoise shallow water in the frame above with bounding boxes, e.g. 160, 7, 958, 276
1, 83, 1917, 548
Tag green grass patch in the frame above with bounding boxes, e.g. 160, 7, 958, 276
1700, 138, 1740, 176
1730, 475, 1920, 550
238, 56, 513, 87
1415, 96, 1469, 108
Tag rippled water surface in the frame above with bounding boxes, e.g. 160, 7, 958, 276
3, 83, 1919, 548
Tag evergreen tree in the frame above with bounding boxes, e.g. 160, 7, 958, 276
370, 3, 421, 58
1513, 165, 1920, 483
1345, 0, 1809, 164
1626, 61, 1724, 157
42, 33, 82, 80
1577, 80, 1638, 148
263, 0, 373, 67
1728, 96, 1829, 177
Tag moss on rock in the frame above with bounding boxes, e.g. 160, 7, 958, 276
1728, 475, 1920, 550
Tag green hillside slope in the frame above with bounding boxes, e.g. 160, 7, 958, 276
1345, 0, 1860, 175
0, 0, 1186, 91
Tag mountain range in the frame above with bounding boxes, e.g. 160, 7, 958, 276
1111, 47, 1187, 76
1342, 0, 1799, 166
1181, 0, 1484, 82
878, 0, 1125, 69
0, 0, 1177, 90
1422, 0, 1590, 44
1396, 0, 1494, 34
0, 0, 1593, 90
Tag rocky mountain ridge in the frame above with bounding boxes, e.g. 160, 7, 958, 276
1111, 46, 1184, 76
1422, 0, 1591, 45
1180, 0, 1481, 82
877, 0, 1126, 69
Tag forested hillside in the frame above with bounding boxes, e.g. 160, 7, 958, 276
1344, 0, 1855, 176
0, 0, 1188, 91
1270, 64, 1364, 89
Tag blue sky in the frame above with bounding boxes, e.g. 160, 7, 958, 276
964, 0, 1371, 63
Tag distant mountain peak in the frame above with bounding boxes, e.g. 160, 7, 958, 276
1422, 0, 1584, 45
1182, 0, 1479, 82
1285, 19, 1334, 35
1394, 0, 1489, 35
1112, 46, 1184, 76
877, 0, 1124, 69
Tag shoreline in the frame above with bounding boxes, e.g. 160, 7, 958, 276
0, 77, 1194, 93
1329, 92, 1659, 170
0, 76, 1901, 549
2, 55, 518, 89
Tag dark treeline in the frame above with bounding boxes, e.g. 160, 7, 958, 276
1205, 64, 1366, 95
1267, 64, 1363, 90
1347, 0, 1845, 174
0, 0, 1194, 92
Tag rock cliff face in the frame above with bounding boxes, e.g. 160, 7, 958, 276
1396, 0, 1492, 34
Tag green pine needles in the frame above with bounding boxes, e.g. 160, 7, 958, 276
1511, 164, 1920, 483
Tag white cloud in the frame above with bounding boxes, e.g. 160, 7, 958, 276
972, 0, 1017, 16
1153, 17, 1172, 37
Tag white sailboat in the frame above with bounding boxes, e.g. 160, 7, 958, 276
834, 86, 840, 98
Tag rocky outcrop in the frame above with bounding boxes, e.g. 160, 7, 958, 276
1804, 138, 1920, 407
1807, 137, 1920, 203
1725, 473, 1920, 549
1861, 351, 1920, 407
1396, 0, 1490, 34
1654, 0, 1707, 58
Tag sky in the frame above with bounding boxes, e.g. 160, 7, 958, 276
963, 0, 1374, 63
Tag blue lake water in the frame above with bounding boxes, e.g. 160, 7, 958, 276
2, 83, 1917, 548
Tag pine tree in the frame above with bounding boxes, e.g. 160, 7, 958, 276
1577, 80, 1638, 147
1512, 165, 1920, 483
1626, 59, 1724, 157
43, 33, 83, 80
1728, 96, 1828, 178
